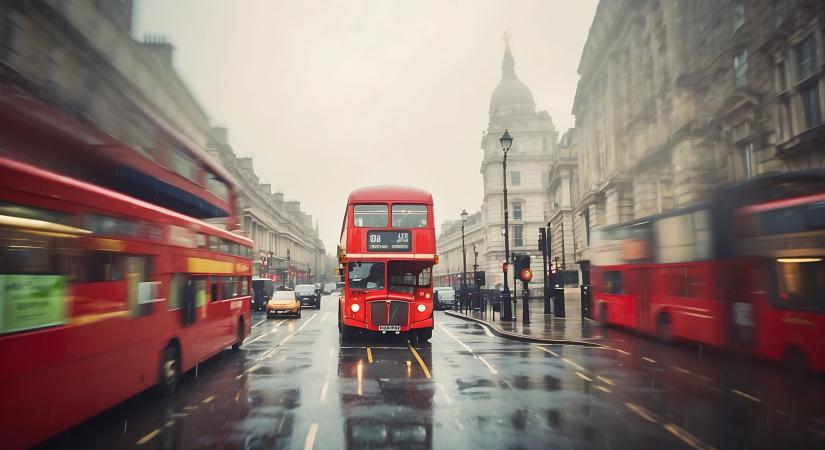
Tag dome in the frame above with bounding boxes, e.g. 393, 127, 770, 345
489, 44, 535, 113
490, 78, 535, 110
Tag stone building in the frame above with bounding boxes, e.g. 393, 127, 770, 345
436, 43, 558, 291
571, 0, 825, 274
0, 0, 326, 281
546, 128, 579, 285
208, 127, 326, 285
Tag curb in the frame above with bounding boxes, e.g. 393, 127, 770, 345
444, 311, 603, 347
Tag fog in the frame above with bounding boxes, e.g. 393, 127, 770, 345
135, 0, 598, 252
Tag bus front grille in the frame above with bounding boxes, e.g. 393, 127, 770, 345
369, 301, 409, 327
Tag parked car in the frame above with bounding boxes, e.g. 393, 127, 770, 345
252, 277, 274, 311
433, 287, 456, 310
295, 284, 321, 309
324, 282, 337, 294
267, 290, 301, 318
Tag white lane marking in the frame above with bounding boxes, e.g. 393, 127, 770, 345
595, 385, 612, 394
672, 366, 692, 375
201, 396, 215, 404
247, 320, 286, 344
477, 356, 499, 375
304, 423, 319, 450
596, 375, 615, 386
535, 346, 560, 357
731, 389, 762, 403
561, 357, 586, 372
436, 383, 453, 404
339, 346, 408, 350
641, 356, 657, 364
437, 324, 474, 353
613, 348, 631, 356
255, 314, 318, 362
576, 372, 593, 382
252, 317, 268, 328
319, 381, 329, 402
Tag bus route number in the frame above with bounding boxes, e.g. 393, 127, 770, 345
367, 230, 411, 252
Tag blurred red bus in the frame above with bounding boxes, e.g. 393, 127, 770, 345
0, 157, 253, 449
732, 189, 825, 372
337, 186, 437, 341
592, 171, 825, 371
0, 85, 240, 228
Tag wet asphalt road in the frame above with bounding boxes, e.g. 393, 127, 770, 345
36, 294, 825, 450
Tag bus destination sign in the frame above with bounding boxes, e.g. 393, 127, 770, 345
367, 230, 411, 252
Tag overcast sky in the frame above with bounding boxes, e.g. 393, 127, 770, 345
134, 0, 598, 253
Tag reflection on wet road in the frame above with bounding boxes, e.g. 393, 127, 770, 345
36, 294, 825, 449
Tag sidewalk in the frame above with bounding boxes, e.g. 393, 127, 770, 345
447, 288, 605, 344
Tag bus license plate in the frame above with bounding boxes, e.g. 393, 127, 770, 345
378, 325, 401, 332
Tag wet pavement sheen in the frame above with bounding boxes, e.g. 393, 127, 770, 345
35, 294, 825, 450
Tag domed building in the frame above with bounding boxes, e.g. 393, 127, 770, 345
437, 42, 558, 291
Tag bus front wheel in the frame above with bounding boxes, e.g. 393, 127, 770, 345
157, 345, 180, 396
416, 328, 433, 342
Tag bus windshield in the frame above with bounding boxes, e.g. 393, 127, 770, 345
348, 261, 385, 290
388, 261, 431, 294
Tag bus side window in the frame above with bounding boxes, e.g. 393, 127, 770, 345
210, 278, 220, 302
168, 274, 182, 310
181, 277, 196, 326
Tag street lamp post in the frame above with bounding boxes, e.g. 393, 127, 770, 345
473, 245, 479, 311
460, 209, 468, 314
500, 129, 514, 321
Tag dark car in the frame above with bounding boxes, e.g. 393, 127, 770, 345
295, 284, 320, 309
433, 287, 456, 310
252, 278, 274, 311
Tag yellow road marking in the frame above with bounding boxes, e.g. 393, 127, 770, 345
596, 375, 614, 386
367, 347, 374, 363
595, 385, 612, 394
576, 372, 593, 382
625, 402, 659, 423
731, 389, 762, 403
664, 422, 715, 450
641, 356, 657, 364
136, 429, 160, 445
201, 396, 215, 404
408, 343, 432, 379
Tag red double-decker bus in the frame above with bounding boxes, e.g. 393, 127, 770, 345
337, 186, 437, 341
591, 171, 825, 371
0, 157, 253, 449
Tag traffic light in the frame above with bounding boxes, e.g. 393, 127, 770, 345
475, 271, 486, 287
515, 254, 531, 282
538, 227, 547, 252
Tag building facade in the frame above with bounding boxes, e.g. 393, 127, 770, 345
571, 0, 825, 274
0, 0, 327, 281
436, 43, 558, 290
208, 127, 326, 285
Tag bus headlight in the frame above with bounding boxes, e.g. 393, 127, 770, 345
417, 304, 426, 313
351, 303, 360, 313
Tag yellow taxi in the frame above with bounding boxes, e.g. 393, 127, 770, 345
267, 290, 302, 319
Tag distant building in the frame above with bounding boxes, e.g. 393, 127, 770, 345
0, 0, 326, 280
436, 43, 557, 290
571, 0, 825, 276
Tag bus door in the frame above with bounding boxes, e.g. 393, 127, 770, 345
632, 269, 652, 333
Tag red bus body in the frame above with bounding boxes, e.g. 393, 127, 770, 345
592, 172, 825, 371
0, 84, 239, 226
731, 191, 825, 372
338, 186, 436, 338
0, 157, 253, 449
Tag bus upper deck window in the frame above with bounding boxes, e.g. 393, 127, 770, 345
392, 204, 428, 228
353, 204, 388, 227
